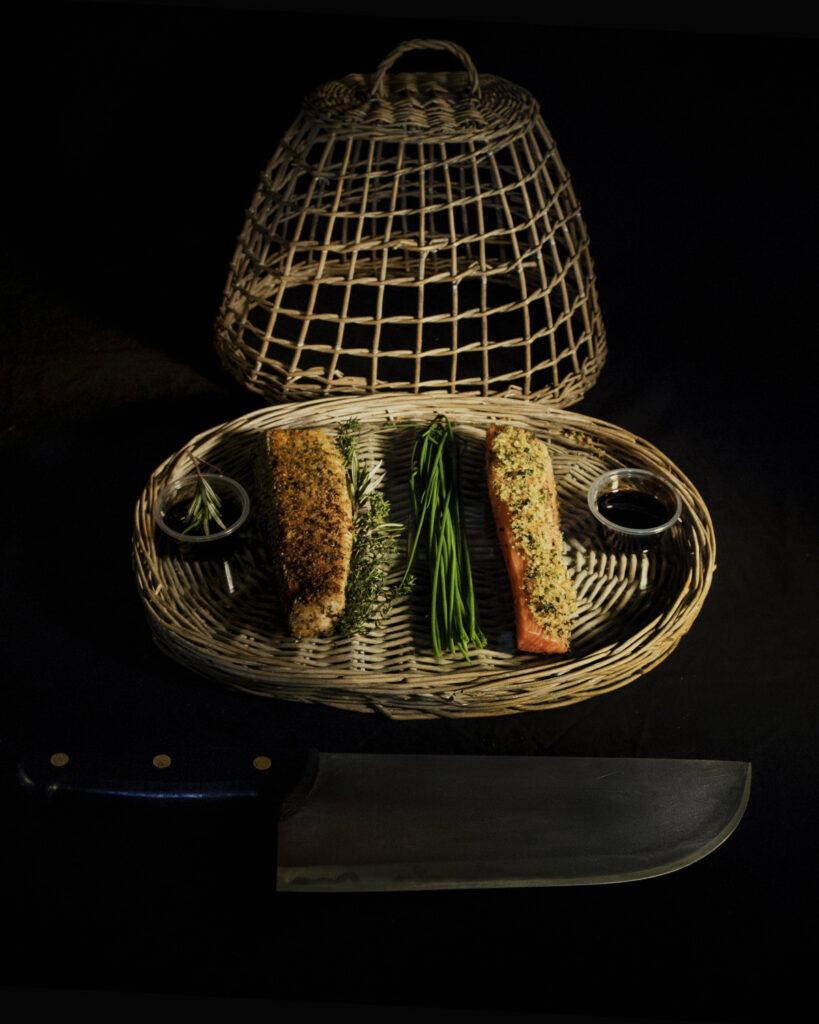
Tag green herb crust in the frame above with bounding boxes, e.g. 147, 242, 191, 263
259, 427, 354, 638
487, 425, 576, 645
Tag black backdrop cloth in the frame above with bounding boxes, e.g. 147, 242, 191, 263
2, 4, 817, 1022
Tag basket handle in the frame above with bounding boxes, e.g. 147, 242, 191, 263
370, 39, 481, 99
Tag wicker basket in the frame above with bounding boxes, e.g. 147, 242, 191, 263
214, 39, 606, 405
132, 395, 715, 719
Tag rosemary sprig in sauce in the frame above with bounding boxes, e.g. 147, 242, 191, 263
183, 453, 226, 536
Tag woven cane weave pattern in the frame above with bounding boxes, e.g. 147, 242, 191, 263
214, 40, 606, 405
132, 395, 715, 719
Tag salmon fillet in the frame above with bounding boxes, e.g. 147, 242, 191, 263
258, 427, 354, 638
485, 424, 576, 653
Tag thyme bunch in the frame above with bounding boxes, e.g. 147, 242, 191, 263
335, 419, 413, 636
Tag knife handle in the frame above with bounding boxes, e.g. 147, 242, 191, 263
14, 745, 318, 813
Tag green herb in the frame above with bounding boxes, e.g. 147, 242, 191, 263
335, 418, 380, 511
400, 414, 486, 661
183, 453, 226, 536
335, 420, 413, 636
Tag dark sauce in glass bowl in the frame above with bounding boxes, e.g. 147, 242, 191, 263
596, 491, 672, 531
158, 496, 247, 565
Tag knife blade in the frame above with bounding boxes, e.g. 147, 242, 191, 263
14, 747, 750, 892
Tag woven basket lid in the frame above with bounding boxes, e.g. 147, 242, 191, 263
215, 39, 607, 406
303, 38, 539, 142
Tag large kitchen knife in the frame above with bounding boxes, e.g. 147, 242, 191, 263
15, 747, 750, 892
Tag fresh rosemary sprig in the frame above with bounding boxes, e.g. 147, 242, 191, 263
335, 419, 414, 636
183, 453, 226, 536
399, 414, 486, 660
335, 417, 382, 512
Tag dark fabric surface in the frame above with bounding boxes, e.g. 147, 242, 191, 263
2, 3, 817, 1021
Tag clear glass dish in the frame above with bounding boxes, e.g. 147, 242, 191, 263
587, 467, 682, 541
153, 473, 250, 544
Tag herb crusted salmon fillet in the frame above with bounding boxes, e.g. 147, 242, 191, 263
485, 424, 577, 653
257, 427, 354, 638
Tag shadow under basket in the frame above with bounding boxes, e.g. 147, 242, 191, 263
214, 39, 607, 405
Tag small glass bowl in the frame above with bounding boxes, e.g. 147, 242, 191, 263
153, 473, 250, 545
587, 467, 682, 544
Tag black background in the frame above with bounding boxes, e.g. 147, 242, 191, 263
2, 2, 818, 1021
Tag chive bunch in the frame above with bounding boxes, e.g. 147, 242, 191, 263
401, 414, 486, 660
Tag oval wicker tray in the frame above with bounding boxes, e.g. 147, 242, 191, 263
132, 395, 715, 718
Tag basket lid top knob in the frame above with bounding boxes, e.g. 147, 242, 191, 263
370, 39, 482, 99
302, 38, 539, 141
